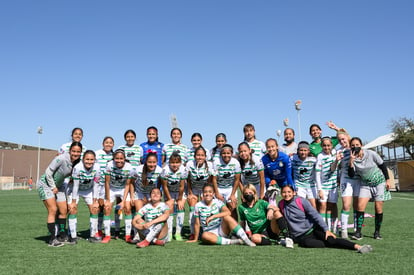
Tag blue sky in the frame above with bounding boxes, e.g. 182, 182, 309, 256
1, 0, 413, 151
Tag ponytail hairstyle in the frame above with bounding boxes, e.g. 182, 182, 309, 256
243, 123, 256, 141
147, 126, 159, 142
69, 141, 83, 167
142, 152, 158, 186
237, 142, 254, 170
212, 133, 227, 157
194, 146, 209, 172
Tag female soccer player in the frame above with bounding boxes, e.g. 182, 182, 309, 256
309, 122, 340, 157
315, 137, 339, 232
94, 136, 114, 240
279, 128, 298, 157
58, 127, 86, 155
140, 126, 164, 166
291, 141, 317, 209
262, 138, 294, 190
129, 152, 163, 243
118, 129, 143, 168
278, 185, 372, 253
237, 142, 265, 199
102, 149, 135, 243
161, 153, 187, 241
238, 184, 290, 246
186, 146, 214, 240
211, 144, 242, 219
132, 188, 170, 248
186, 183, 255, 246
162, 128, 188, 165
331, 130, 361, 239
187, 132, 211, 163
242, 123, 266, 159
67, 150, 101, 244
37, 142, 82, 247
348, 137, 390, 240
210, 133, 227, 162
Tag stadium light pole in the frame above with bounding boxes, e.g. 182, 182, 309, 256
295, 100, 302, 141
36, 126, 43, 182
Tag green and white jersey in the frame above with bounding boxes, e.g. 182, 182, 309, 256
187, 147, 211, 163
132, 164, 163, 194
212, 157, 241, 189
161, 165, 188, 193
95, 149, 113, 186
138, 202, 169, 222
240, 155, 264, 186
315, 150, 337, 191
186, 160, 214, 192
40, 153, 74, 189
353, 149, 386, 186
163, 143, 188, 164
71, 162, 101, 199
210, 148, 221, 162
117, 144, 143, 168
292, 154, 316, 189
337, 148, 361, 181
247, 139, 267, 159
194, 198, 225, 232
238, 200, 269, 234
59, 142, 87, 156
104, 161, 134, 189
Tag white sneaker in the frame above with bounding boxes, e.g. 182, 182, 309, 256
285, 237, 294, 249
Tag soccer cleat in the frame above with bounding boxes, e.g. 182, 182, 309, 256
358, 244, 373, 254
66, 237, 77, 245
341, 230, 349, 239
284, 237, 294, 249
101, 236, 111, 244
153, 239, 166, 246
136, 239, 150, 248
374, 231, 382, 240
95, 230, 103, 240
57, 233, 69, 243
89, 237, 102, 243
114, 231, 120, 240
130, 233, 141, 244
125, 235, 132, 243
174, 234, 183, 241
188, 234, 195, 241
48, 238, 64, 247
352, 232, 362, 241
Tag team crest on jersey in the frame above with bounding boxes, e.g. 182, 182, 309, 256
279, 161, 284, 167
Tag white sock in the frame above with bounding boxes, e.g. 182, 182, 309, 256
145, 224, 163, 242
189, 207, 195, 234
90, 215, 98, 237
68, 215, 77, 239
341, 211, 349, 233
124, 215, 132, 236
176, 211, 184, 236
103, 216, 111, 236
167, 216, 173, 236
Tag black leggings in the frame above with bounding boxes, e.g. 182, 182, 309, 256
295, 227, 355, 250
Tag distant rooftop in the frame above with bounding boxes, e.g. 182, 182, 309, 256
0, 141, 54, 151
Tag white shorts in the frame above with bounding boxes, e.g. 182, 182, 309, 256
318, 188, 338, 203
340, 178, 361, 197
108, 187, 130, 203
218, 187, 237, 202
204, 224, 227, 237
359, 183, 385, 202
97, 185, 105, 200
67, 189, 94, 205
297, 186, 317, 200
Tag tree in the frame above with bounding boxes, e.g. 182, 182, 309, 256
389, 117, 414, 160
